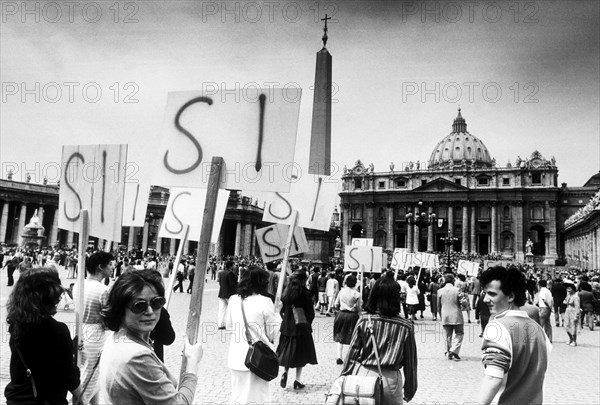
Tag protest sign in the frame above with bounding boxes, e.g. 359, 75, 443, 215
255, 224, 309, 263
158, 187, 229, 243
58, 144, 127, 242
155, 89, 301, 191
457, 260, 479, 276
122, 181, 151, 227
344, 246, 383, 273
391, 249, 439, 270
351, 238, 373, 246
263, 174, 338, 231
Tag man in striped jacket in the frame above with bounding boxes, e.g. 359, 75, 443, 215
478, 266, 551, 405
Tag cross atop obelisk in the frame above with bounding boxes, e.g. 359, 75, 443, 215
321, 14, 331, 48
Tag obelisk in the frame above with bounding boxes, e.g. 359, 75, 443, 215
308, 14, 333, 176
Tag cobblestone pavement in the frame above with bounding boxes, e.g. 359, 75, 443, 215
1, 267, 599, 404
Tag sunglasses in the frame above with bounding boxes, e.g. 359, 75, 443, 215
128, 296, 166, 314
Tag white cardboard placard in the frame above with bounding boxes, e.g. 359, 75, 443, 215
352, 238, 373, 246
158, 188, 230, 243
262, 175, 338, 232
154, 89, 301, 191
255, 224, 309, 263
457, 260, 479, 276
58, 144, 127, 242
122, 181, 151, 227
391, 249, 440, 270
344, 246, 383, 273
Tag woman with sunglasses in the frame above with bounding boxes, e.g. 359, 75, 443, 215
99, 270, 203, 404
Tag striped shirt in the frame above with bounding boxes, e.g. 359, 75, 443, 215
73, 279, 109, 324
341, 313, 418, 402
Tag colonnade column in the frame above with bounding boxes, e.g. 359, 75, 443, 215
243, 223, 252, 256
386, 203, 394, 250
142, 221, 149, 252
16, 204, 27, 245
491, 203, 497, 254
427, 206, 434, 252
0, 202, 8, 244
234, 221, 242, 256
37, 206, 45, 237
514, 201, 524, 261
128, 227, 136, 250
251, 225, 256, 256
169, 238, 176, 255
470, 203, 477, 253
66, 231, 74, 248
406, 221, 413, 253
155, 219, 163, 255
413, 205, 420, 252
341, 204, 350, 246
49, 208, 59, 246
546, 201, 558, 259
462, 205, 469, 253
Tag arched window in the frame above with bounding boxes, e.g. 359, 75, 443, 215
352, 205, 363, 220
503, 205, 511, 218
378, 207, 385, 220
531, 205, 544, 220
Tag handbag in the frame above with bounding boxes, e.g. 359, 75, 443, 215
12, 343, 52, 405
292, 305, 308, 326
240, 299, 279, 381
325, 315, 384, 405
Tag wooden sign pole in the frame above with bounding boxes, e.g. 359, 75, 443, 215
75, 209, 89, 368
274, 210, 299, 307
179, 156, 223, 384
165, 225, 190, 309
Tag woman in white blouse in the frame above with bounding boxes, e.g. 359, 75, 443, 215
333, 274, 362, 364
227, 265, 280, 404
406, 275, 420, 320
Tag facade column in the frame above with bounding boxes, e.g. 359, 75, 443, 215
470, 203, 477, 253
413, 205, 420, 252
448, 205, 455, 251
183, 240, 190, 255
234, 221, 242, 256
462, 205, 469, 253
49, 208, 59, 246
546, 201, 558, 259
251, 225, 256, 256
491, 203, 497, 254
37, 206, 45, 237
365, 202, 375, 239
216, 228, 226, 257
514, 201, 524, 261
406, 221, 413, 253
386, 204, 394, 250
66, 231, 74, 248
155, 219, 163, 255
427, 206, 434, 252
16, 204, 27, 245
0, 202, 9, 244
142, 221, 149, 252
341, 204, 350, 246
128, 226, 135, 250
243, 223, 252, 256
169, 238, 176, 255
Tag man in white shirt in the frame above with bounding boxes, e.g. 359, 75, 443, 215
537, 279, 554, 342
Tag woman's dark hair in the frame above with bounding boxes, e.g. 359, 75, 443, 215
282, 270, 308, 303
407, 275, 416, 288
237, 265, 269, 299
480, 266, 527, 307
345, 274, 357, 288
102, 270, 165, 331
7, 267, 64, 339
364, 275, 401, 317
580, 282, 592, 292
87, 252, 114, 275
457, 273, 466, 282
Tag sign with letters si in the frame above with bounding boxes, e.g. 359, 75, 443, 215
457, 260, 479, 276
343, 246, 383, 273
391, 249, 440, 270
262, 174, 338, 232
158, 188, 230, 242
255, 224, 309, 263
351, 238, 373, 246
154, 89, 301, 191
58, 145, 127, 241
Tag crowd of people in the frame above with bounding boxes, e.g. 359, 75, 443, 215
2, 244, 600, 404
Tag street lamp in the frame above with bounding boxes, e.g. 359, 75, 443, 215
405, 200, 436, 229
440, 231, 459, 272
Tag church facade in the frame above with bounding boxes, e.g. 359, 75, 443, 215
339, 110, 593, 264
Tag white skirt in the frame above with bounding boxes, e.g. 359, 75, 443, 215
230, 369, 271, 405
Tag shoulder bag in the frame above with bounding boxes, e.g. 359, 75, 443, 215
292, 305, 308, 326
12, 343, 52, 405
240, 299, 279, 381
325, 315, 384, 405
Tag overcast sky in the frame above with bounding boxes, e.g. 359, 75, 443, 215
1, 0, 599, 191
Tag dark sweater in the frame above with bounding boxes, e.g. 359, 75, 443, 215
5, 317, 80, 405
279, 289, 315, 336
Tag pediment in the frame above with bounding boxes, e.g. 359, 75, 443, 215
413, 178, 469, 192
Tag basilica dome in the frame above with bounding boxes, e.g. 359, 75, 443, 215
428, 109, 493, 169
